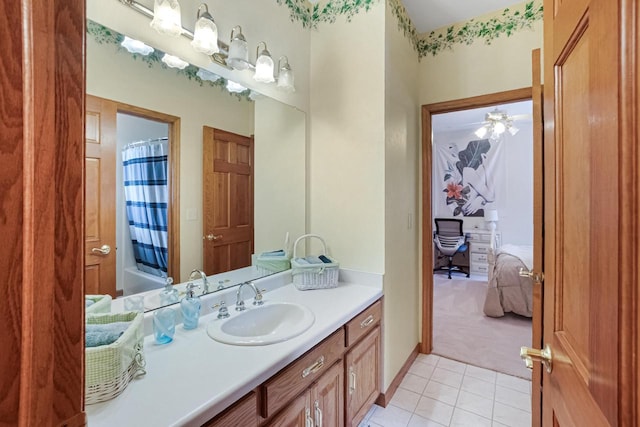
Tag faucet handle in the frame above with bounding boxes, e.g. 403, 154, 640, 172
212, 300, 230, 319
253, 288, 264, 306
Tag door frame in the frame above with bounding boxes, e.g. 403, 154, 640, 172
420, 87, 533, 353
115, 101, 181, 282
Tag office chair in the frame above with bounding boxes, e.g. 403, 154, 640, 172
433, 218, 470, 279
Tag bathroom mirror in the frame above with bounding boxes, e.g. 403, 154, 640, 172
86, 18, 306, 311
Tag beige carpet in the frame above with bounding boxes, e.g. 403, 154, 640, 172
432, 274, 532, 379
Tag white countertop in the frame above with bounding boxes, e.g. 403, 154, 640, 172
86, 271, 382, 426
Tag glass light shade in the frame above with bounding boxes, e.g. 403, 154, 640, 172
276, 57, 295, 92
196, 68, 220, 82
227, 27, 249, 70
150, 0, 182, 37
493, 121, 506, 135
508, 125, 519, 136
191, 15, 219, 55
161, 53, 188, 69
474, 126, 488, 138
226, 80, 247, 93
254, 55, 275, 83
121, 36, 154, 55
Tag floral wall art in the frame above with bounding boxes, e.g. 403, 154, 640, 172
434, 138, 504, 218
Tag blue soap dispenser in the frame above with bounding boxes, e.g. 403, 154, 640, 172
180, 282, 201, 330
159, 277, 179, 306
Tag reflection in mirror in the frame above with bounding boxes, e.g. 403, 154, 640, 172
86, 20, 306, 312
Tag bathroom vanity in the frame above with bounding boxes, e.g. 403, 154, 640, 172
86, 271, 383, 427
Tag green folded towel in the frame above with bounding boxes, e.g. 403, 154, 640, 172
85, 321, 132, 348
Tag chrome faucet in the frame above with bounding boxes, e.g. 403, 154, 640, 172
189, 269, 210, 294
235, 282, 263, 311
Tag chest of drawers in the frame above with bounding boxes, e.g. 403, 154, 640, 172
464, 229, 501, 278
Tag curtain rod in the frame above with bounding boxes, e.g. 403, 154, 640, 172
123, 137, 168, 150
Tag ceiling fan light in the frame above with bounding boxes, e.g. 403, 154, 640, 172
508, 125, 519, 136
475, 126, 488, 138
493, 121, 506, 135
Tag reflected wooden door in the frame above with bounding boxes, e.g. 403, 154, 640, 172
541, 0, 637, 424
85, 95, 116, 297
202, 127, 254, 274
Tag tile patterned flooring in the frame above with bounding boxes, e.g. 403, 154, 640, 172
360, 354, 532, 427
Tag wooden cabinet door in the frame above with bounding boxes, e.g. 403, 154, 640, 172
311, 361, 344, 427
541, 0, 638, 425
345, 326, 381, 427
266, 391, 312, 427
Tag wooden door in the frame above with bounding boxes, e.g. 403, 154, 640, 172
541, 0, 638, 425
530, 48, 544, 426
266, 391, 311, 427
345, 327, 381, 427
202, 126, 254, 274
85, 95, 117, 297
312, 361, 344, 427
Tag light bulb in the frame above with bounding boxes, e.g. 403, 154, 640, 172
475, 126, 488, 138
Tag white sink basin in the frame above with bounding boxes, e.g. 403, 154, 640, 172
206, 302, 315, 346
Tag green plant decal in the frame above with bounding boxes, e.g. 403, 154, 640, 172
386, 0, 419, 52
86, 20, 253, 102
277, 0, 380, 29
416, 1, 543, 57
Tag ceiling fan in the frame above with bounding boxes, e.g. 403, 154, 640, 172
473, 108, 530, 140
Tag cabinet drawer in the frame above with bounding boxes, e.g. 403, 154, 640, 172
345, 300, 382, 347
203, 392, 257, 427
471, 253, 488, 263
471, 243, 491, 254
471, 264, 490, 274
261, 328, 345, 418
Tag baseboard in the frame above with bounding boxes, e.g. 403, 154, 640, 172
375, 343, 420, 407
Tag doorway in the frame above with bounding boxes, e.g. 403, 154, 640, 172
429, 98, 534, 379
421, 88, 535, 374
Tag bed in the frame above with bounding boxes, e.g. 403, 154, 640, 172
483, 243, 534, 318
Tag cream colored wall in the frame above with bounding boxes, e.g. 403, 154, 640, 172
87, 0, 310, 112
86, 35, 254, 281
383, 4, 421, 390
419, 19, 543, 104
254, 98, 306, 253
308, 5, 386, 272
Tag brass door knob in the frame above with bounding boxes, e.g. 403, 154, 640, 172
519, 268, 544, 283
520, 344, 553, 373
204, 234, 222, 241
91, 244, 111, 255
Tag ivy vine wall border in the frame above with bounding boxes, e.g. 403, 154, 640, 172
278, 0, 543, 58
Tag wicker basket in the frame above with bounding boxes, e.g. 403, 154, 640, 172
291, 234, 339, 290
85, 311, 146, 405
255, 253, 291, 276
85, 294, 112, 314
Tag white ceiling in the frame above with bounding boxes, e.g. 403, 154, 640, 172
432, 100, 533, 134
402, 0, 527, 34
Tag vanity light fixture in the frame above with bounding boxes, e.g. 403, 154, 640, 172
474, 108, 519, 141
196, 68, 220, 82
276, 56, 295, 93
227, 26, 250, 70
121, 36, 154, 55
191, 4, 219, 55
150, 0, 183, 37
226, 80, 247, 93
253, 42, 275, 83
161, 53, 189, 69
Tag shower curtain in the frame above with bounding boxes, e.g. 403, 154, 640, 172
122, 141, 168, 278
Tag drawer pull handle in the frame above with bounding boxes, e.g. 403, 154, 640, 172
305, 408, 313, 427
302, 356, 325, 378
360, 315, 375, 328
349, 366, 356, 395
314, 400, 323, 427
